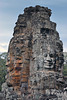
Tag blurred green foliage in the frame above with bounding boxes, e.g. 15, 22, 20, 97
0, 52, 7, 91
63, 64, 67, 76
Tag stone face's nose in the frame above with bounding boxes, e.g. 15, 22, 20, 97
46, 54, 51, 61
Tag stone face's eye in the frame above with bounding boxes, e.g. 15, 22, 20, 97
44, 54, 47, 57
34, 80, 37, 86
49, 54, 54, 57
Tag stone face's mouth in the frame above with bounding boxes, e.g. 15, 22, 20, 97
44, 61, 54, 69
44, 61, 53, 65
44, 65, 54, 69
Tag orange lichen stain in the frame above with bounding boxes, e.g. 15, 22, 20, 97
7, 67, 14, 72
6, 46, 31, 94
22, 74, 28, 78
14, 70, 21, 75
14, 86, 21, 91
8, 80, 15, 85
21, 78, 28, 83
22, 71, 29, 75
14, 86, 21, 95
21, 33, 25, 35
12, 76, 21, 80
16, 44, 24, 47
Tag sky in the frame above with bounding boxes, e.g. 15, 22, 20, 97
0, 0, 67, 52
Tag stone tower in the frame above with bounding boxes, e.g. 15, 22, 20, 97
1, 6, 67, 100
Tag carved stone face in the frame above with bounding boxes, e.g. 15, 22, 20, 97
43, 52, 55, 69
43, 45, 56, 69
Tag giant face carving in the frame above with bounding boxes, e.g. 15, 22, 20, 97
39, 28, 63, 71
40, 28, 55, 69
44, 52, 55, 69
43, 46, 55, 69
